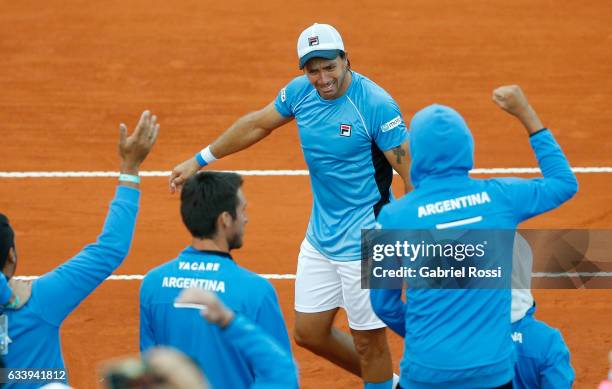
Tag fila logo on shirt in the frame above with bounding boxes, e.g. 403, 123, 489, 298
340, 124, 352, 137
308, 36, 319, 46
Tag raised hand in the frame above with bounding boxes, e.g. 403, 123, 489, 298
492, 85, 543, 134
176, 287, 235, 328
118, 110, 160, 175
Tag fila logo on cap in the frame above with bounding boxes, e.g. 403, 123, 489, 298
340, 124, 352, 137
297, 23, 345, 69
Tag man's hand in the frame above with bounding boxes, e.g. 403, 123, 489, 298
169, 157, 201, 194
8, 278, 32, 309
176, 287, 235, 328
118, 110, 160, 175
492, 85, 530, 115
492, 85, 543, 135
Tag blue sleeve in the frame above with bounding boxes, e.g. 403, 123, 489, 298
273, 76, 311, 118
221, 314, 298, 389
540, 330, 574, 389
368, 96, 409, 152
274, 84, 293, 118
139, 279, 156, 352
370, 207, 406, 337
498, 130, 578, 222
31, 186, 140, 326
254, 282, 292, 353
370, 288, 406, 337
0, 274, 11, 306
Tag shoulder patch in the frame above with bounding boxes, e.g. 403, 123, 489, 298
380, 115, 402, 132
280, 88, 287, 102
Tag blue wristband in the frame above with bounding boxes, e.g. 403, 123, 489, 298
195, 152, 208, 167
118, 174, 141, 184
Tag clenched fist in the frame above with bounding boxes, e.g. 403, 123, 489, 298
492, 85, 543, 134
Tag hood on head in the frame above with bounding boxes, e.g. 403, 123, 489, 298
408, 104, 474, 187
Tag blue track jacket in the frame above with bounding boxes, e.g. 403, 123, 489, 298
371, 104, 577, 388
512, 304, 574, 389
220, 314, 299, 388
4, 186, 140, 389
140, 248, 294, 389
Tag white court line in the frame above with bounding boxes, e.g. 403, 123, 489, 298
11, 272, 612, 281
12, 274, 297, 281
1, 167, 612, 178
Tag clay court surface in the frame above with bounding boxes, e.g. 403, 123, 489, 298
1, 0, 612, 387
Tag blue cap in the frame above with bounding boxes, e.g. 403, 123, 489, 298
299, 49, 343, 69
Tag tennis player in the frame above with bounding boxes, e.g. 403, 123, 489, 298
168, 23, 409, 389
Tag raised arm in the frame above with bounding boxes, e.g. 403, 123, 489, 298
169, 102, 292, 193
492, 85, 543, 135
492, 85, 578, 220
31, 111, 159, 325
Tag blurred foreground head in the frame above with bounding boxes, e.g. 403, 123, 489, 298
101, 347, 209, 389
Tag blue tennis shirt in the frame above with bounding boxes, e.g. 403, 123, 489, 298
274, 72, 409, 261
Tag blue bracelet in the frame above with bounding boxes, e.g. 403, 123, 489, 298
118, 174, 141, 184
195, 152, 208, 167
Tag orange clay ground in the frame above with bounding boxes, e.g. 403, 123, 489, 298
1, 1, 611, 387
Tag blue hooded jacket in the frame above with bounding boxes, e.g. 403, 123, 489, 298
511, 298, 574, 389
372, 104, 577, 388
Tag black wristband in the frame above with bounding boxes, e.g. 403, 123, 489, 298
529, 128, 548, 137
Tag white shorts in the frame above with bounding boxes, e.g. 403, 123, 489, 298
294, 239, 386, 331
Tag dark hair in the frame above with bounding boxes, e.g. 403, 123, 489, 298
339, 51, 351, 70
180, 172, 243, 239
0, 213, 15, 269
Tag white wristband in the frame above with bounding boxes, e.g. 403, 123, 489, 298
118, 174, 141, 184
196, 145, 218, 167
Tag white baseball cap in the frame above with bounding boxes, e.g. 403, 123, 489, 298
297, 23, 345, 69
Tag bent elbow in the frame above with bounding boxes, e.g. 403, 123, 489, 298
568, 174, 579, 198
559, 173, 579, 202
